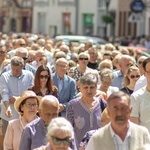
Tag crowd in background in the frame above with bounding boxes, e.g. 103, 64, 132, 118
0, 32, 150, 150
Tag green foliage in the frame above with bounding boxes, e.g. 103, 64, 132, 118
102, 14, 114, 24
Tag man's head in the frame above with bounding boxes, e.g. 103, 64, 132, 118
15, 47, 28, 62
88, 47, 98, 63
143, 58, 150, 85
107, 91, 132, 128
119, 55, 135, 75
39, 95, 59, 125
55, 58, 69, 78
11, 56, 24, 77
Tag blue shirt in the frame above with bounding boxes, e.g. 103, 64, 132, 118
0, 70, 34, 121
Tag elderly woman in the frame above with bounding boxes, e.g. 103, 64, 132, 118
66, 73, 107, 148
3, 90, 41, 150
35, 117, 74, 150
68, 52, 99, 93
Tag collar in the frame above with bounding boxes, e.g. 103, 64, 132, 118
56, 73, 64, 80
109, 121, 131, 139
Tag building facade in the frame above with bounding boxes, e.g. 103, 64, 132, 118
0, 0, 33, 33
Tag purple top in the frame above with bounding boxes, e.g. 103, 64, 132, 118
66, 98, 104, 148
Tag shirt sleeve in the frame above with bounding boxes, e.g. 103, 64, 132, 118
19, 127, 31, 150
3, 122, 13, 149
130, 94, 139, 118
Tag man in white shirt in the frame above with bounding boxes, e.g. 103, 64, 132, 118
86, 91, 150, 150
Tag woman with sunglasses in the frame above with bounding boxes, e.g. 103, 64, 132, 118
121, 65, 140, 95
68, 52, 99, 93
30, 65, 58, 97
4, 90, 41, 150
35, 117, 74, 150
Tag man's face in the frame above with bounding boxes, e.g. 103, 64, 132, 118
39, 103, 59, 125
108, 96, 132, 127
55, 61, 69, 76
88, 49, 97, 61
120, 59, 133, 75
11, 65, 23, 77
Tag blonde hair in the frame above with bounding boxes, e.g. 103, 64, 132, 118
123, 65, 139, 87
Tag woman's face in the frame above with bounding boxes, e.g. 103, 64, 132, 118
21, 98, 38, 116
78, 55, 89, 66
49, 131, 72, 150
39, 70, 49, 85
101, 77, 112, 90
127, 70, 140, 83
79, 83, 97, 98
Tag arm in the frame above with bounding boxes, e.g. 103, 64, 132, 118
3, 122, 13, 150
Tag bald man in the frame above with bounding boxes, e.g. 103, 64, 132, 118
19, 95, 60, 150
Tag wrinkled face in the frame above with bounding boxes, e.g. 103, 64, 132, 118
49, 131, 72, 150
79, 83, 97, 98
11, 65, 23, 77
108, 96, 132, 127
120, 59, 133, 74
56, 61, 69, 76
39, 103, 59, 125
21, 98, 38, 116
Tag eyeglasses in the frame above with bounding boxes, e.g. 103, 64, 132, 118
25, 102, 38, 108
138, 61, 143, 64
39, 75, 50, 79
0, 51, 6, 54
79, 58, 88, 60
51, 136, 72, 145
130, 75, 140, 79
22, 57, 28, 61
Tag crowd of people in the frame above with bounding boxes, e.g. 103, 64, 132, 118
0, 32, 150, 150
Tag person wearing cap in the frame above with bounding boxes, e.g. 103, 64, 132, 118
3, 90, 41, 150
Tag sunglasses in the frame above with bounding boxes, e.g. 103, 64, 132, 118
51, 136, 72, 145
130, 75, 140, 79
79, 58, 88, 60
138, 61, 143, 64
22, 57, 28, 61
39, 75, 49, 79
0, 51, 6, 54
25, 103, 38, 108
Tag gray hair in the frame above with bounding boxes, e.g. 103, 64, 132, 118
47, 117, 74, 139
11, 56, 24, 66
80, 73, 98, 85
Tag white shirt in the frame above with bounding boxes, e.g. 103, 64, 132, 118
110, 123, 131, 150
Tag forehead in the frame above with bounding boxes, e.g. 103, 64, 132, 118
25, 98, 38, 103
109, 96, 129, 106
56, 60, 68, 65
40, 70, 49, 74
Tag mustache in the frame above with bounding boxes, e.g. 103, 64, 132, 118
115, 116, 125, 121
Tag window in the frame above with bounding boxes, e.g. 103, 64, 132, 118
98, 0, 105, 8
23, 0, 31, 7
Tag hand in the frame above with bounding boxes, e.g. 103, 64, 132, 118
59, 104, 65, 112
5, 107, 12, 118
9, 96, 16, 104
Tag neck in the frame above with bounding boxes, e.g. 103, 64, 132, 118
78, 65, 87, 73
111, 122, 129, 141
127, 83, 135, 90
21, 115, 37, 126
